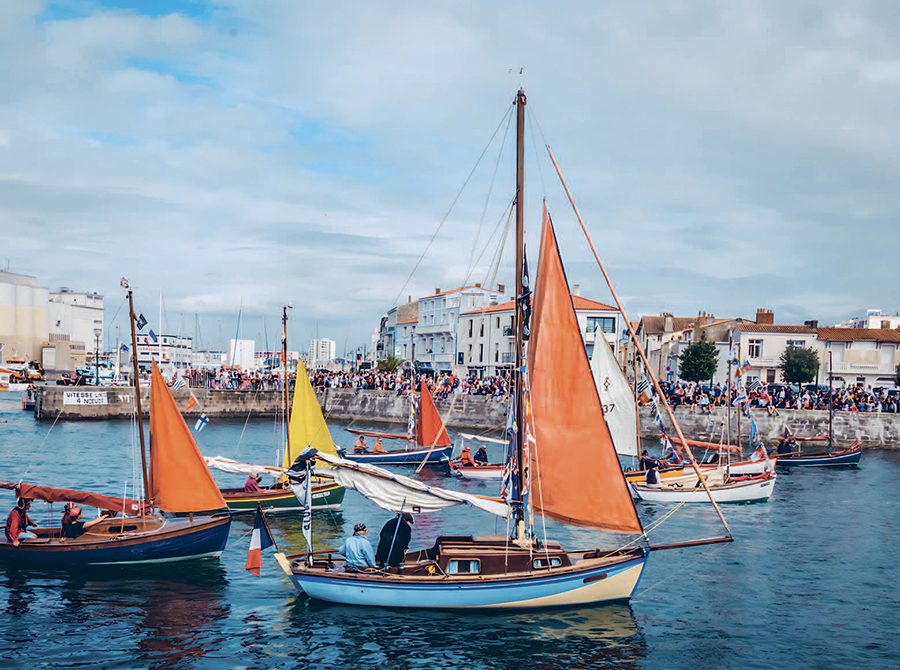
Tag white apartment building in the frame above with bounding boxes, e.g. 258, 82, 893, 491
836, 309, 900, 330
308, 338, 336, 368
0, 271, 49, 364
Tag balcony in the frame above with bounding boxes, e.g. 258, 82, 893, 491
503, 326, 514, 337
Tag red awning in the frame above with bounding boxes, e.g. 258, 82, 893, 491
0, 481, 148, 514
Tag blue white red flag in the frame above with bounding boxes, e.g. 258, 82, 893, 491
636, 376, 652, 405
245, 508, 275, 575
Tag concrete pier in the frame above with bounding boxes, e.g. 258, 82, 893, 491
32, 386, 899, 448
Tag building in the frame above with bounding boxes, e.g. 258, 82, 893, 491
47, 287, 105, 371
733, 312, 818, 385
0, 270, 49, 365
376, 298, 419, 364
414, 284, 507, 373
308, 338, 336, 368
836, 309, 900, 330
815, 328, 900, 389
457, 291, 621, 378
136, 333, 193, 371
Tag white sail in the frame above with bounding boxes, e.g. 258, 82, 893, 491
204, 456, 285, 479
589, 333, 639, 457
311, 452, 510, 518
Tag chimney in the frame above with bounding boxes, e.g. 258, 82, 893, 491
408, 295, 412, 303
572, 284, 581, 297
435, 288, 441, 295
497, 283, 505, 293
756, 308, 774, 325
664, 313, 674, 333
804, 320, 819, 329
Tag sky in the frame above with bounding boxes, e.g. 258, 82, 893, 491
2, 1, 898, 356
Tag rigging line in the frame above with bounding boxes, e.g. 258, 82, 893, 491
231, 387, 262, 459
389, 99, 517, 313
465, 106, 515, 281
106, 295, 129, 334
526, 103, 548, 201
463, 198, 516, 291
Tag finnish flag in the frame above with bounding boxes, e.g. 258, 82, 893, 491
194, 414, 209, 432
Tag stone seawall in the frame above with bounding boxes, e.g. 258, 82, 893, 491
33, 386, 898, 448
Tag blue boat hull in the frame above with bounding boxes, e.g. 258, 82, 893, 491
288, 552, 648, 609
777, 445, 862, 467
0, 514, 232, 566
342, 445, 453, 466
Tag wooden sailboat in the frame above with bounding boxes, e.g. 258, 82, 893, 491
277, 90, 732, 609
342, 380, 453, 465
447, 434, 507, 479
208, 307, 345, 511
0, 287, 231, 566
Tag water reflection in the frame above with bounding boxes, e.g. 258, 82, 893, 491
283, 599, 645, 669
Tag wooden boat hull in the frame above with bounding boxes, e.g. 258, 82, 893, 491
630, 475, 776, 504
342, 445, 453, 466
0, 514, 232, 566
777, 443, 861, 467
286, 546, 648, 609
221, 481, 345, 511
623, 466, 686, 483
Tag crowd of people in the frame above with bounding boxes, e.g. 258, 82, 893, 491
656, 381, 900, 414
309, 369, 510, 401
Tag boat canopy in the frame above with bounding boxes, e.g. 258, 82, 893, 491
0, 481, 147, 514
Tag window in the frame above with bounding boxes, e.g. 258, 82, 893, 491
786, 340, 805, 348
479, 322, 484, 337
479, 344, 483, 362
586, 316, 615, 334
496, 317, 500, 328
533, 557, 561, 569
766, 369, 776, 383
468, 320, 472, 337
447, 559, 481, 574
748, 339, 762, 358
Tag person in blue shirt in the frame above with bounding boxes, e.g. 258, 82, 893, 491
339, 523, 377, 570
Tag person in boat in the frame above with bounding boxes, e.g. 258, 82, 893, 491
375, 512, 414, 571
373, 438, 385, 454
457, 446, 478, 467
5, 498, 37, 547
338, 523, 376, 571
474, 445, 489, 465
639, 450, 660, 471
244, 473, 262, 492
353, 436, 369, 453
61, 505, 110, 539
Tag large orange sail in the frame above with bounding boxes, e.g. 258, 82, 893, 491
149, 362, 226, 513
416, 381, 451, 447
526, 204, 642, 533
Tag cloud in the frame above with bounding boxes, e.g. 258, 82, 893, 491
1, 1, 898, 354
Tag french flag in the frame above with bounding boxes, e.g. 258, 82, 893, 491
245, 508, 275, 576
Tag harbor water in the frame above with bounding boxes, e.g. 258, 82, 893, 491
0, 393, 897, 669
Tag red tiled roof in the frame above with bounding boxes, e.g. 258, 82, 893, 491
736, 324, 816, 334
460, 295, 615, 316
396, 318, 418, 325
815, 327, 900, 342
639, 315, 696, 335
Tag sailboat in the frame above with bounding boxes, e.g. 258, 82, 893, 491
276, 90, 732, 609
206, 307, 345, 511
0, 287, 231, 566
342, 380, 453, 465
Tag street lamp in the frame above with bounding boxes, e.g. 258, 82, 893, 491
93, 328, 102, 386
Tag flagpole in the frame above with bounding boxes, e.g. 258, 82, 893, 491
257, 502, 280, 553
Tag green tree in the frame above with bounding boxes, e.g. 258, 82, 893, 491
678, 333, 718, 383
378, 354, 404, 374
779, 346, 820, 384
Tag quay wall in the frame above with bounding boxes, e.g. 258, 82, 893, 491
33, 386, 899, 448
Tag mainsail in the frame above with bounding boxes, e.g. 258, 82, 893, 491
149, 362, 226, 513
526, 204, 642, 534
416, 380, 450, 447
284, 359, 338, 467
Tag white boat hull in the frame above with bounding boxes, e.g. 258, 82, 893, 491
630, 474, 776, 503
287, 554, 648, 609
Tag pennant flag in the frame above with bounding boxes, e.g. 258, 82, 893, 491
135, 313, 147, 330
120, 344, 129, 353
186, 392, 199, 412
194, 414, 209, 431
148, 329, 158, 343
732, 391, 748, 406
740, 361, 752, 374
521, 247, 531, 341
245, 508, 275, 576
636, 376, 652, 405
301, 464, 313, 554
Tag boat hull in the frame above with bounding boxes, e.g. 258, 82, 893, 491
343, 445, 453, 466
630, 475, 776, 503
288, 553, 648, 609
0, 514, 232, 566
777, 443, 861, 467
221, 482, 345, 511
448, 463, 504, 479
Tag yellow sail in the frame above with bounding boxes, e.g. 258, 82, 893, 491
282, 359, 338, 470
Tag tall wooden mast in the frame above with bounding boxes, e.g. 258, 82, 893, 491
514, 89, 526, 538
283, 304, 292, 460
126, 284, 150, 499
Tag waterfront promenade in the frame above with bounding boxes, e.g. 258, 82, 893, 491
32, 385, 899, 448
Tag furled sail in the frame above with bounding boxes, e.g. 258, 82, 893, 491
526, 204, 643, 533
204, 456, 285, 479
309, 452, 509, 518
590, 332, 639, 457
149, 362, 227, 513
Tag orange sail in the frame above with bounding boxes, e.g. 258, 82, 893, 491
526, 203, 642, 533
416, 381, 451, 448
149, 362, 226, 513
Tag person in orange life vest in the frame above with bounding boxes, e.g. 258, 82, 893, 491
5, 498, 37, 547
458, 446, 477, 467
373, 438, 385, 454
